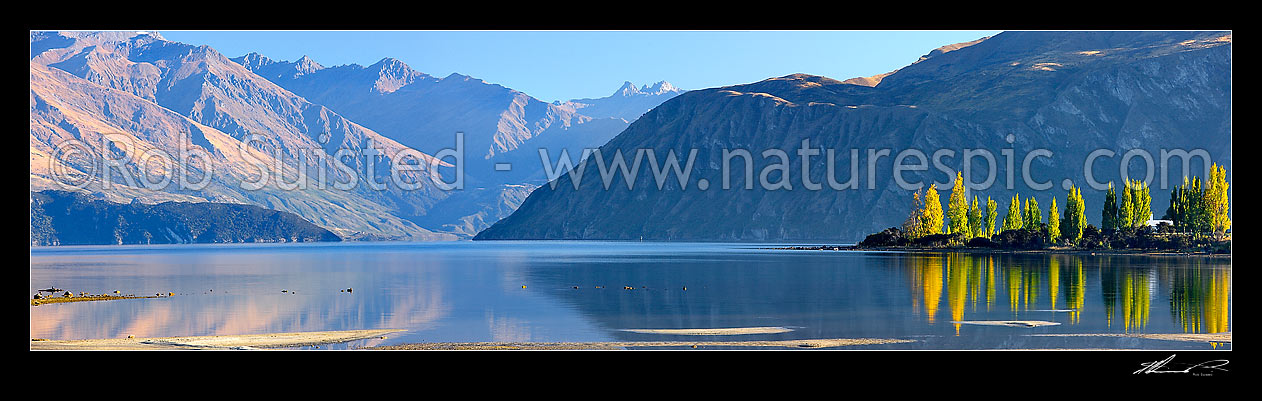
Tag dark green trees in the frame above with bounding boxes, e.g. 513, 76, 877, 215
1102, 183, 1119, 231
1063, 186, 1086, 242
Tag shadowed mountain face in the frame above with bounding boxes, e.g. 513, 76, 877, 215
476, 31, 1231, 242
31, 190, 341, 246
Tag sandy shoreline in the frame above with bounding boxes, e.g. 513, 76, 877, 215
618, 326, 794, 335
950, 320, 1061, 328
31, 330, 1230, 350
367, 338, 917, 350
1027, 332, 1231, 343
366, 332, 1231, 350
30, 329, 403, 350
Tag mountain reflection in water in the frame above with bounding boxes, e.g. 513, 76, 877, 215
30, 242, 1230, 349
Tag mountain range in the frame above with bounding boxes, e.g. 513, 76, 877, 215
33, 30, 1230, 244
31, 190, 341, 245
560, 80, 686, 121
475, 31, 1232, 242
29, 31, 684, 240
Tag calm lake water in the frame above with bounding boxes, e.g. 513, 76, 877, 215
29, 241, 1231, 350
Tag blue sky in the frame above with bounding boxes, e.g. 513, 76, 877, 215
162, 30, 1000, 103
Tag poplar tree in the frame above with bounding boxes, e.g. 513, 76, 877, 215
1023, 197, 1041, 229
903, 189, 925, 239
1102, 182, 1118, 231
1188, 176, 1209, 235
922, 184, 943, 236
985, 197, 997, 238
1002, 194, 1023, 232
1164, 177, 1188, 231
1128, 179, 1151, 228
1064, 186, 1085, 243
968, 196, 982, 239
1207, 163, 1231, 236
1119, 182, 1135, 229
1047, 198, 1060, 241
947, 172, 969, 235
1139, 180, 1152, 227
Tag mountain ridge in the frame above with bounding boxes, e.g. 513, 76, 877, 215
31, 189, 341, 246
30, 31, 686, 240
475, 31, 1231, 242
558, 79, 686, 122
30, 31, 456, 240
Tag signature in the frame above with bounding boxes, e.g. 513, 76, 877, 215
1134, 354, 1229, 375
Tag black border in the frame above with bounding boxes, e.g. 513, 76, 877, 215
25, 20, 1234, 386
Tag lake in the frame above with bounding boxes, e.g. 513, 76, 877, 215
29, 241, 1231, 350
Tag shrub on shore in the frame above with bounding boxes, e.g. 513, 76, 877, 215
992, 227, 1048, 249
1078, 224, 1107, 249
859, 227, 965, 248
966, 236, 1000, 248
914, 232, 967, 248
859, 227, 909, 247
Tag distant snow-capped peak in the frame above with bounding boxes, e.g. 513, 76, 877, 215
615, 81, 639, 96
293, 55, 324, 74
640, 81, 680, 95
611, 80, 681, 97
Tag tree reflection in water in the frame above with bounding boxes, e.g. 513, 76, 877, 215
903, 252, 1230, 335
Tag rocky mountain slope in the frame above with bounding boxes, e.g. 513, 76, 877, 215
475, 31, 1231, 242
31, 31, 459, 240
230, 53, 649, 182
30, 31, 685, 240
229, 52, 682, 232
